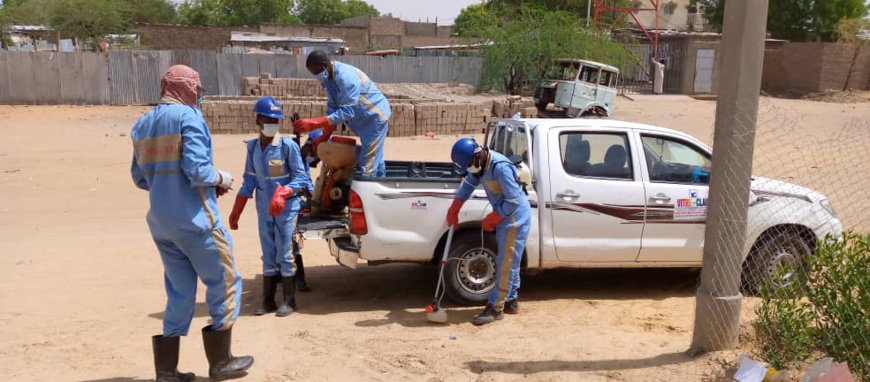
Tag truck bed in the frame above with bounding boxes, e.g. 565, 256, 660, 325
368, 160, 464, 181
296, 160, 463, 239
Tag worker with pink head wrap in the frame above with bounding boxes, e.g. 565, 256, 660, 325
131, 65, 254, 381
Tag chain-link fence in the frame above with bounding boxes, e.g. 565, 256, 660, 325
603, 95, 869, 382
734, 97, 870, 380
684, 96, 868, 381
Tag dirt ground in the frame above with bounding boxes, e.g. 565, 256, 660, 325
1, 94, 868, 382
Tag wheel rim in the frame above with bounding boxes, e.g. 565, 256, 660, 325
455, 247, 497, 296
766, 245, 802, 289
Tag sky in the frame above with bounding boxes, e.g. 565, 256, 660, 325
363, 0, 482, 25
161, 0, 483, 25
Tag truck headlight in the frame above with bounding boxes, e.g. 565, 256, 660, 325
820, 199, 836, 217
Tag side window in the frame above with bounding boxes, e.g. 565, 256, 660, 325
599, 71, 613, 86
560, 132, 633, 180
641, 135, 712, 184
579, 66, 598, 84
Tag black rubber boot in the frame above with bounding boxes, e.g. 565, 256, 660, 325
276, 276, 297, 317
152, 335, 196, 382
472, 304, 504, 326
295, 255, 311, 292
201, 325, 254, 381
254, 275, 279, 316
504, 298, 519, 315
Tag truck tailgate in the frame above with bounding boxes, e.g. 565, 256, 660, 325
296, 215, 348, 240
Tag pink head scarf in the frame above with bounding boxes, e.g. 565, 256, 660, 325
160, 65, 201, 106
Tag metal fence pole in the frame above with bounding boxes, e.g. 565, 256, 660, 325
688, 0, 770, 354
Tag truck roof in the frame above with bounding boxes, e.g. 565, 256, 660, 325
509, 118, 708, 147
555, 58, 620, 72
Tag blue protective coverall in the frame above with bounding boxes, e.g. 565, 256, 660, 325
238, 134, 313, 277
131, 104, 242, 337
323, 60, 391, 177
455, 151, 532, 310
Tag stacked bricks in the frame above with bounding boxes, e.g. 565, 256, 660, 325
243, 74, 326, 98
415, 102, 491, 136
201, 95, 534, 137
491, 96, 537, 119
201, 98, 328, 135
388, 102, 416, 137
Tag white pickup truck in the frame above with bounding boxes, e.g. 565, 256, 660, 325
298, 118, 842, 305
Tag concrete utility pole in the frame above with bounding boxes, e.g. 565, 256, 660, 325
688, 0, 769, 355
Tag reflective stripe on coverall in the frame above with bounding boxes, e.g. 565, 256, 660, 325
323, 60, 391, 177
238, 134, 313, 277
455, 151, 532, 311
131, 103, 242, 337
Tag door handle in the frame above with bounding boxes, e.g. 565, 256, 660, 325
556, 190, 580, 201
649, 194, 672, 204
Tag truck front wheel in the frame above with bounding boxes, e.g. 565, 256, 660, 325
443, 231, 499, 306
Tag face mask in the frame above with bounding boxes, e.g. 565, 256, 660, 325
262, 124, 279, 137
467, 164, 482, 176
196, 96, 203, 108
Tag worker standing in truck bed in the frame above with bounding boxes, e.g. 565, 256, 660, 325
292, 50, 391, 177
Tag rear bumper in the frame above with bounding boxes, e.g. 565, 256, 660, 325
328, 236, 360, 269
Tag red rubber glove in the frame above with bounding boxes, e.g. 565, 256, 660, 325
293, 116, 332, 134
446, 198, 464, 228
228, 194, 248, 230
269, 185, 294, 217
481, 211, 504, 232
312, 124, 336, 152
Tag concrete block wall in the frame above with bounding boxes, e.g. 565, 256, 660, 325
137, 25, 257, 51
404, 22, 437, 37
820, 43, 870, 91
762, 42, 870, 92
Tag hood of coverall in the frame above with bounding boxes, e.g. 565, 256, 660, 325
160, 65, 201, 106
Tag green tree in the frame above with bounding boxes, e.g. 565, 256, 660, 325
177, 0, 301, 26
691, 0, 868, 42
453, 3, 499, 37
455, 0, 633, 38
0, 0, 54, 26
49, 0, 130, 40
295, 0, 379, 25
471, 5, 632, 94
124, 0, 178, 25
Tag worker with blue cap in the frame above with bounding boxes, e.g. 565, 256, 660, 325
445, 137, 532, 326
131, 64, 253, 381
292, 50, 391, 177
228, 96, 313, 317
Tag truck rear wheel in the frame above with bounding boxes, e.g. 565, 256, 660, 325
443, 231, 498, 306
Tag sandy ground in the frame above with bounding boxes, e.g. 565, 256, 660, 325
1, 95, 868, 382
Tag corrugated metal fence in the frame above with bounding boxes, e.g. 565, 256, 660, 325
0, 50, 483, 105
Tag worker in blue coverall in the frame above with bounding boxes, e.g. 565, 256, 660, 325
228, 96, 313, 317
131, 65, 253, 381
292, 50, 391, 177
445, 137, 532, 326
290, 128, 323, 292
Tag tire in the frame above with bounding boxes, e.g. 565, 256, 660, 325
742, 229, 813, 295
443, 231, 499, 306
